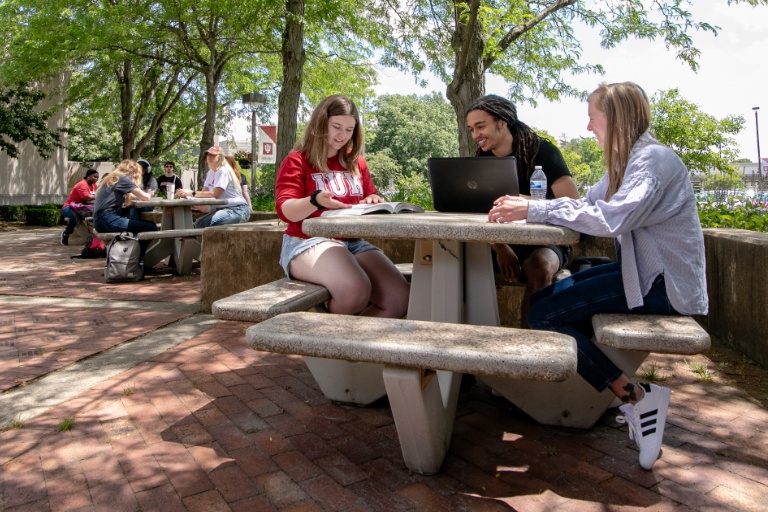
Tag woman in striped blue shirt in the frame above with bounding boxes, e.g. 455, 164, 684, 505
489, 81, 708, 471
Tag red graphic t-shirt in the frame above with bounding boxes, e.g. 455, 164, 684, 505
275, 151, 378, 239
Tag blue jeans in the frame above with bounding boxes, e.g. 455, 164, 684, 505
194, 203, 249, 229
94, 209, 158, 254
129, 206, 154, 221
528, 261, 678, 392
61, 206, 79, 236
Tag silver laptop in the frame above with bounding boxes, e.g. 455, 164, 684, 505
427, 157, 519, 213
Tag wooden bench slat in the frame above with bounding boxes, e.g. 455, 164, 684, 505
246, 311, 577, 381
592, 313, 710, 354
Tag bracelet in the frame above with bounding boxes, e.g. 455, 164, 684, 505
309, 189, 326, 210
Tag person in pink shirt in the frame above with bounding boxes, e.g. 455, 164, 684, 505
60, 169, 99, 245
275, 95, 409, 317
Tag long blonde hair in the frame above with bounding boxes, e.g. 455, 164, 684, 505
98, 160, 142, 190
208, 150, 243, 197
294, 95, 364, 176
588, 82, 650, 199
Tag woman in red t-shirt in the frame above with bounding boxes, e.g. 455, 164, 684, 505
275, 95, 409, 317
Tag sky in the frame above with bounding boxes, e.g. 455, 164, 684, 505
373, 1, 768, 161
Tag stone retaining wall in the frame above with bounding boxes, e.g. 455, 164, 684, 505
703, 228, 768, 369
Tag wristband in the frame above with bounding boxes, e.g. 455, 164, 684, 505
309, 189, 326, 210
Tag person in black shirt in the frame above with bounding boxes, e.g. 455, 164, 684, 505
156, 161, 183, 198
466, 95, 580, 327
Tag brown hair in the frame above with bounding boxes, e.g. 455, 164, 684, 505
224, 156, 244, 183
294, 95, 364, 176
588, 82, 650, 199
98, 160, 142, 190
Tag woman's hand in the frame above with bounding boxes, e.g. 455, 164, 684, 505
316, 191, 350, 210
359, 194, 384, 205
488, 195, 529, 224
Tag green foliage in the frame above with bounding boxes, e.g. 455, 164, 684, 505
24, 205, 62, 227
366, 93, 459, 177
0, 205, 26, 222
559, 137, 604, 192
387, 173, 434, 210
252, 194, 276, 212
651, 89, 744, 173
0, 83, 63, 159
697, 198, 768, 232
365, 150, 404, 192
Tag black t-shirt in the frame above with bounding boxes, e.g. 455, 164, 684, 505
157, 175, 183, 191
515, 138, 571, 199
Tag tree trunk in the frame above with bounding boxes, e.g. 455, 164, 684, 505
117, 59, 133, 160
446, 0, 485, 157
198, 69, 218, 185
276, 0, 306, 181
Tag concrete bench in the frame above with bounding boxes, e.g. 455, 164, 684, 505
212, 263, 414, 323
211, 265, 413, 406
95, 229, 206, 275
95, 228, 204, 242
246, 311, 577, 475
481, 313, 711, 429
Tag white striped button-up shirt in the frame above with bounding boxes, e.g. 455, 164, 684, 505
527, 132, 708, 316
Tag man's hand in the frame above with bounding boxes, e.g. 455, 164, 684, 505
492, 243, 522, 283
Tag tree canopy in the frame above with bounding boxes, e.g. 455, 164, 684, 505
0, 83, 62, 159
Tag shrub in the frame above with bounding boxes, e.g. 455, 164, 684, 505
24, 205, 62, 227
0, 205, 25, 221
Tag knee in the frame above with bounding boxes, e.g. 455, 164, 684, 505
328, 278, 372, 314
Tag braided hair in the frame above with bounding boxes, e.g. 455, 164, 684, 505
467, 95, 541, 181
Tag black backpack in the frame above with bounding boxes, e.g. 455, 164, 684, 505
104, 233, 144, 282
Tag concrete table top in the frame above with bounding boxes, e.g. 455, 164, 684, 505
304, 212, 580, 246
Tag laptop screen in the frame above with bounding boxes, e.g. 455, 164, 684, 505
427, 156, 519, 213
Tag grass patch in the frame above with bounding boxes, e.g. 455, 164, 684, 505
639, 362, 668, 382
58, 418, 75, 431
687, 360, 714, 382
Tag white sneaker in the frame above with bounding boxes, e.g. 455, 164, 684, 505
616, 383, 670, 470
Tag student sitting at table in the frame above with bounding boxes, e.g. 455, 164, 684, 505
274, 94, 409, 317
60, 168, 99, 246
466, 95, 580, 328
93, 159, 158, 246
489, 82, 708, 471
176, 147, 250, 228
225, 155, 253, 216
156, 160, 183, 198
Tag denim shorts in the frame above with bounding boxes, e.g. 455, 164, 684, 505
279, 234, 381, 278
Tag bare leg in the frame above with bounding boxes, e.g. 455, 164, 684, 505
520, 248, 561, 328
354, 250, 410, 318
289, 242, 372, 315
609, 375, 645, 404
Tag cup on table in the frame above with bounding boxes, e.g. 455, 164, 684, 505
166, 182, 175, 200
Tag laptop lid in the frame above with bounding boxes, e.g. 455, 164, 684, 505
427, 156, 519, 213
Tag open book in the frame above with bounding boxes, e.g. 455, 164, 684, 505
321, 202, 424, 217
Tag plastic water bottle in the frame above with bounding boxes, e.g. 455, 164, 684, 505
530, 166, 547, 200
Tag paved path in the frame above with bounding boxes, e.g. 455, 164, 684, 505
0, 227, 766, 511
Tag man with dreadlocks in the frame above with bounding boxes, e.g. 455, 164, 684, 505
466, 94, 580, 327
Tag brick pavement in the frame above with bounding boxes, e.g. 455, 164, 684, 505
0, 227, 767, 511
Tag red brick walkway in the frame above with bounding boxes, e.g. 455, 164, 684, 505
0, 228, 766, 511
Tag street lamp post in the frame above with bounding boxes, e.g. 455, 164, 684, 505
753, 107, 762, 189
242, 93, 267, 194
